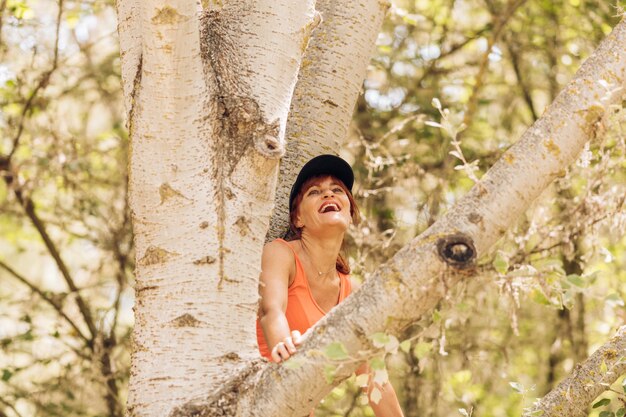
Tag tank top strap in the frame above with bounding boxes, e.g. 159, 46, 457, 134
274, 239, 306, 288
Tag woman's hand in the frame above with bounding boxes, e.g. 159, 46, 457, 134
270, 330, 303, 363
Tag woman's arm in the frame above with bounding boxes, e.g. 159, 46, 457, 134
258, 241, 302, 362
356, 348, 404, 417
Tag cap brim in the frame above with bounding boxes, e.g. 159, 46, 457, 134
289, 155, 354, 212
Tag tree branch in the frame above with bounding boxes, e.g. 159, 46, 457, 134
528, 326, 626, 417
505, 38, 538, 122
0, 259, 90, 345
228, 17, 626, 416
0, 395, 24, 417
7, 0, 64, 160
461, 0, 527, 131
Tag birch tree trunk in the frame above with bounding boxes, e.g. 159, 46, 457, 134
172, 17, 626, 417
267, 0, 389, 239
118, 0, 626, 413
117, 1, 318, 415
528, 326, 626, 417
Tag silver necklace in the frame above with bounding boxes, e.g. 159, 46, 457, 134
301, 242, 336, 277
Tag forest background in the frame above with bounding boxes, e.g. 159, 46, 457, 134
1, 0, 625, 416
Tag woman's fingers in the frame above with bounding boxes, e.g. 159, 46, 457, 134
271, 341, 290, 362
291, 330, 303, 345
271, 332, 302, 363
284, 336, 297, 354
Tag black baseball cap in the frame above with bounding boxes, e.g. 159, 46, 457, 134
288, 154, 354, 212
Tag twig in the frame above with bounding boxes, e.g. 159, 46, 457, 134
0, 395, 25, 417
6, 0, 64, 160
461, 0, 528, 131
505, 38, 538, 121
0, 259, 90, 345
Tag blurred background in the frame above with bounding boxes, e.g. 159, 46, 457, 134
0, 0, 624, 416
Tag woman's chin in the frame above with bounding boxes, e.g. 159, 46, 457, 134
319, 219, 350, 232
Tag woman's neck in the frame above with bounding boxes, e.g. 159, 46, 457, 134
299, 232, 344, 281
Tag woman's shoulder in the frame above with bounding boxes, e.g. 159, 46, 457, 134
264, 238, 297, 254
262, 239, 298, 266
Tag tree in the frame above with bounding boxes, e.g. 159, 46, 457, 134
117, 0, 626, 414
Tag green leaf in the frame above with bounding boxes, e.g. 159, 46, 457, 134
371, 332, 390, 348
432, 310, 442, 323
616, 408, 625, 417
599, 411, 614, 417
384, 335, 399, 353
400, 340, 411, 353
1, 369, 12, 382
566, 274, 585, 287
606, 293, 625, 307
355, 373, 369, 388
324, 342, 349, 361
493, 251, 509, 274
373, 369, 389, 385
593, 398, 611, 408
369, 387, 382, 404
324, 364, 336, 384
369, 356, 386, 370
509, 381, 523, 393
413, 341, 432, 360
459, 409, 469, 417
600, 359, 608, 374
531, 288, 552, 306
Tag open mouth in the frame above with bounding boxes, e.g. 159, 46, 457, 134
319, 202, 341, 213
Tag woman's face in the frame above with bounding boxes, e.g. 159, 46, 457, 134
295, 176, 352, 235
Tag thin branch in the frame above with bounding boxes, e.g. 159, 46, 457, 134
6, 0, 64, 160
6, 183, 98, 341
461, 0, 528, 130
0, 260, 90, 346
505, 38, 538, 121
0, 396, 24, 417
0, 0, 7, 50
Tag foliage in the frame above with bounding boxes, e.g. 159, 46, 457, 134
0, 1, 130, 416
1, 0, 625, 416
336, 0, 626, 416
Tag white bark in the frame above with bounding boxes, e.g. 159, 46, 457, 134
528, 326, 626, 417
119, 1, 318, 416
267, 0, 390, 239
202, 18, 623, 417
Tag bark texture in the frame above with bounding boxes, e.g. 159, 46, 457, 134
267, 0, 389, 240
529, 326, 626, 417
119, 1, 318, 415
225, 18, 623, 416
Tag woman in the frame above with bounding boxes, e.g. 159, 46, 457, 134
256, 155, 404, 416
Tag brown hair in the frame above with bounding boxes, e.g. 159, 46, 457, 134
287, 175, 360, 274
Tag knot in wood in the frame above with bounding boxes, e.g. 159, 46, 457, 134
436, 234, 476, 269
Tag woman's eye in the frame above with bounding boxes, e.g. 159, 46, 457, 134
307, 189, 319, 195
333, 188, 343, 193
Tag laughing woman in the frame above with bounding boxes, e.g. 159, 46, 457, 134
256, 155, 404, 417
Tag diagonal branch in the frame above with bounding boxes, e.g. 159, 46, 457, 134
461, 0, 527, 131
7, 0, 64, 160
4, 182, 98, 341
528, 326, 626, 417
505, 38, 538, 122
229, 17, 626, 417
0, 260, 90, 346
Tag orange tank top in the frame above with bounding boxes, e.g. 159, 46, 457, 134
256, 239, 352, 360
